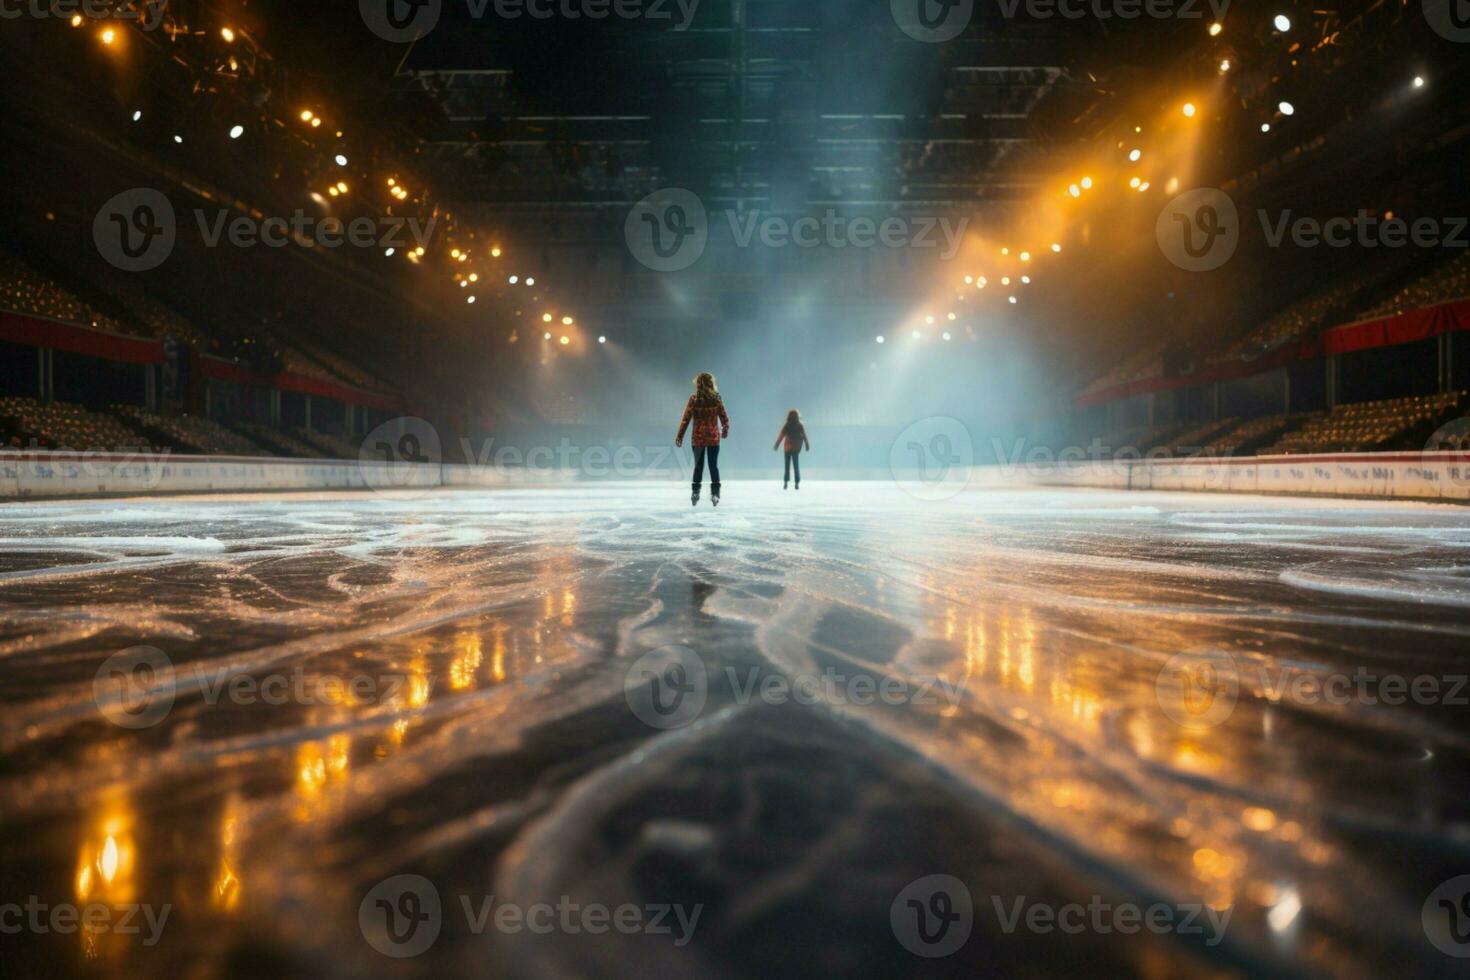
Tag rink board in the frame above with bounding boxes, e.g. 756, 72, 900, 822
0, 452, 507, 498
1031, 451, 1470, 502
3, 449, 1470, 501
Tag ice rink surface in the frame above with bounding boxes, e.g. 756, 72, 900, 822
2, 482, 1469, 978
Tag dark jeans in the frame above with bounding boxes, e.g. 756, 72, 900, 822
783, 450, 800, 485
692, 444, 720, 490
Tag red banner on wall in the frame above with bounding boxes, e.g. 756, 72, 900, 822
1319, 298, 1470, 356
0, 311, 164, 364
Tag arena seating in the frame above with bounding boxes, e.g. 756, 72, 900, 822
1202, 414, 1314, 456
111, 405, 271, 456
1263, 392, 1464, 454
233, 422, 328, 458
2, 250, 386, 398
1161, 418, 1240, 456
1353, 251, 1470, 321
0, 396, 152, 452
1081, 342, 1166, 395
292, 428, 361, 459
0, 251, 89, 325
1222, 291, 1351, 360
293, 340, 391, 394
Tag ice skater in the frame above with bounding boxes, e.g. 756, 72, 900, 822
675, 371, 730, 506
774, 409, 810, 489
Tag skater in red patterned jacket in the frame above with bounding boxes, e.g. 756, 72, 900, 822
675, 372, 730, 507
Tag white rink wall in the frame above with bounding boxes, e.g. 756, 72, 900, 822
3, 449, 1470, 502
0, 452, 537, 499
1023, 451, 1470, 502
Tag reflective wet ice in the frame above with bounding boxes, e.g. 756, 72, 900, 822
1, 484, 1468, 978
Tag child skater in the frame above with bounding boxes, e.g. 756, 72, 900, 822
675, 372, 730, 506
774, 409, 810, 489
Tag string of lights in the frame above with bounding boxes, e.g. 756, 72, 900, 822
72, 0, 601, 349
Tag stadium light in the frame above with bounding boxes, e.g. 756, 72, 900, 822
1413, 75, 1426, 89
1182, 102, 1197, 118
335, 154, 348, 166
229, 125, 245, 139
1208, 21, 1222, 35
1261, 122, 1271, 132
1273, 13, 1291, 32
875, 335, 885, 343
100, 28, 116, 45
1128, 148, 1142, 162
1068, 184, 1081, 198
132, 110, 142, 122
598, 336, 607, 344
1008, 296, 1018, 304
1051, 242, 1061, 252
1278, 100, 1295, 115
221, 27, 236, 42
562, 316, 574, 325
942, 332, 952, 341
559, 336, 570, 345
